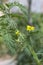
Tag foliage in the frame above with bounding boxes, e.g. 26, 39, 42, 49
0, 1, 43, 65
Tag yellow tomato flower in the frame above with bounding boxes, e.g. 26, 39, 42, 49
15, 30, 20, 35
31, 26, 35, 31
26, 25, 35, 31
26, 25, 32, 31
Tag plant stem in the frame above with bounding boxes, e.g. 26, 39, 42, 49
28, 45, 42, 65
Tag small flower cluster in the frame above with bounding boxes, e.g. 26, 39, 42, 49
26, 25, 35, 31
15, 30, 20, 35
15, 25, 35, 35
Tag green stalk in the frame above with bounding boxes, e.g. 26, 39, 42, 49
28, 45, 42, 65
19, 32, 42, 65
